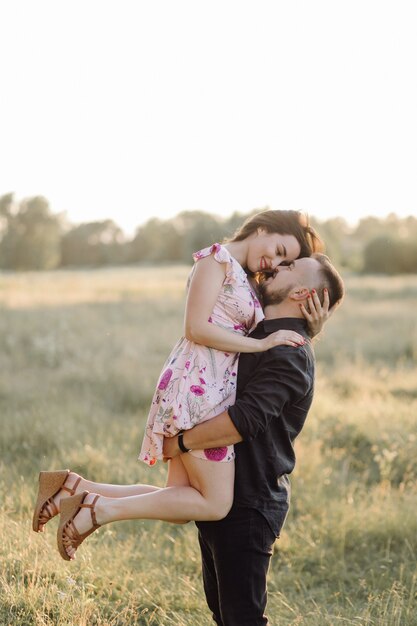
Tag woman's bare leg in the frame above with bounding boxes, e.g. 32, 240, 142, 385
70, 457, 189, 496
81, 459, 191, 524
58, 455, 189, 497
77, 475, 161, 497
40, 461, 187, 531
166, 456, 191, 488
63, 456, 235, 559
163, 456, 192, 523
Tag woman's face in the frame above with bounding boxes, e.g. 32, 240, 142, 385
246, 229, 302, 273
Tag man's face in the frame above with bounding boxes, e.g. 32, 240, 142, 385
259, 257, 321, 306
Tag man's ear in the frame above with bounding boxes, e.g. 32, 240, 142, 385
289, 287, 310, 302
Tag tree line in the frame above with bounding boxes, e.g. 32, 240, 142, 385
1, 192, 416, 274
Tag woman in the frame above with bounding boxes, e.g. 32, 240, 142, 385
32, 209, 328, 560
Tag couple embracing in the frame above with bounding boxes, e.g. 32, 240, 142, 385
33, 209, 344, 625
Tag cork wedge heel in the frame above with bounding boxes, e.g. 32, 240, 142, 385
32, 470, 81, 532
57, 491, 101, 561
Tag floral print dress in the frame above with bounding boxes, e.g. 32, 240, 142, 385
139, 243, 264, 465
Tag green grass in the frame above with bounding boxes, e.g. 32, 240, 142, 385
1, 267, 416, 625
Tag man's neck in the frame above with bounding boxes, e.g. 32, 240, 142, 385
263, 301, 304, 320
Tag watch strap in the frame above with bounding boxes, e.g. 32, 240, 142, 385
178, 431, 192, 453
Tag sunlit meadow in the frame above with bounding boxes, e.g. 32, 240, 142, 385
1, 267, 416, 625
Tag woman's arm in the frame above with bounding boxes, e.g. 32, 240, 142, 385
184, 255, 305, 353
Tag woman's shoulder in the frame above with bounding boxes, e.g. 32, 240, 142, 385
192, 243, 232, 264
192, 243, 250, 290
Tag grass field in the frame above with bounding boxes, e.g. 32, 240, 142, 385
1, 266, 416, 625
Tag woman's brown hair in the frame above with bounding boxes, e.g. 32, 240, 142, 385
226, 209, 324, 258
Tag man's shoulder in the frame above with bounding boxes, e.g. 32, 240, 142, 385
269, 343, 315, 389
270, 341, 314, 362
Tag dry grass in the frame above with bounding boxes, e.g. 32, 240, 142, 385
1, 266, 416, 625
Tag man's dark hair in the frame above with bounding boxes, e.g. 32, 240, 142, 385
312, 253, 345, 310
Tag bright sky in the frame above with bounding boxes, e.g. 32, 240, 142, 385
1, 0, 416, 235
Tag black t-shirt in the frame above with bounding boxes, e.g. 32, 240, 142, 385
221, 317, 315, 535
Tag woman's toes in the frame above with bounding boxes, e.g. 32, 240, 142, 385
67, 526, 76, 540
67, 543, 76, 559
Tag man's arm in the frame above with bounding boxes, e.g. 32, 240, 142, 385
227, 347, 309, 441
163, 411, 242, 459
163, 345, 311, 460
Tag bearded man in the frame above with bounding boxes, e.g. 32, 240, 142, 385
163, 253, 345, 626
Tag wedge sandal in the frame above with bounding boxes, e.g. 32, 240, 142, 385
32, 470, 81, 532
57, 491, 101, 561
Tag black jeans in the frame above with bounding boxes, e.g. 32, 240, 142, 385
196, 507, 287, 626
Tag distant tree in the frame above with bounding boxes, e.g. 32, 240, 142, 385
172, 211, 225, 262
130, 212, 226, 265
0, 195, 62, 270
61, 220, 126, 266
363, 235, 417, 274
353, 213, 408, 243
311, 217, 351, 266
0, 193, 14, 245
223, 210, 258, 241
400, 216, 417, 239
395, 239, 417, 273
363, 236, 395, 273
0, 192, 14, 218
2, 193, 416, 274
129, 218, 182, 263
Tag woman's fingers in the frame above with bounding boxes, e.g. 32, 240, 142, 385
301, 289, 331, 337
277, 338, 305, 347
272, 330, 305, 346
299, 302, 312, 322
283, 331, 305, 344
310, 289, 330, 318
322, 288, 330, 313
309, 290, 321, 319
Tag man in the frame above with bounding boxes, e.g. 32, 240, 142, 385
163, 253, 345, 626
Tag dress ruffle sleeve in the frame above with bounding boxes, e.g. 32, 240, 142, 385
192, 243, 238, 285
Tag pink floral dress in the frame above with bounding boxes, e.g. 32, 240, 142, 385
138, 243, 264, 465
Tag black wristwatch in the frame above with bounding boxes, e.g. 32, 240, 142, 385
178, 431, 192, 453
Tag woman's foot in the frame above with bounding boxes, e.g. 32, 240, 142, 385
58, 492, 102, 561
33, 470, 84, 533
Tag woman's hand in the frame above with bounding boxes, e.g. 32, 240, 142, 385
300, 288, 330, 337
260, 329, 306, 350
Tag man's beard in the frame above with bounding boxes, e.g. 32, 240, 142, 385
258, 281, 294, 307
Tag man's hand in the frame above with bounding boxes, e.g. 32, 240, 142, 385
163, 434, 181, 462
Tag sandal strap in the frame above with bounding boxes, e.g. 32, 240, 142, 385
60, 493, 101, 557
39, 497, 59, 522
80, 494, 101, 529
65, 519, 82, 542
61, 476, 82, 496
63, 519, 93, 546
